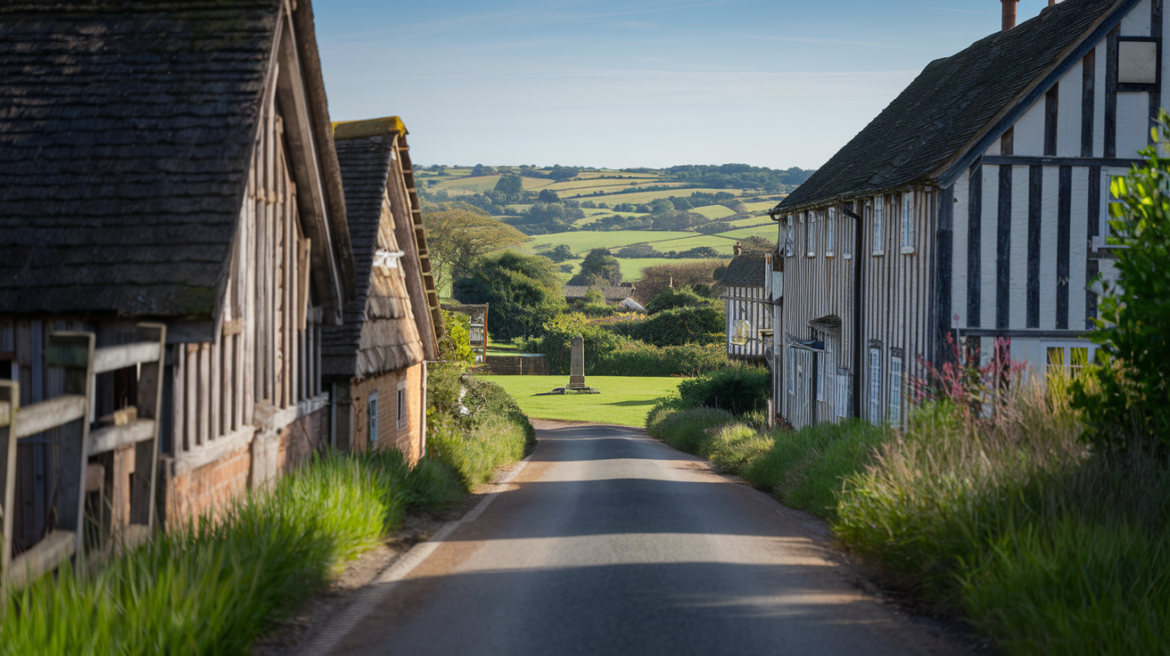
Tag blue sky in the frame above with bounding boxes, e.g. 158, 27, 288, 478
315, 1, 1058, 170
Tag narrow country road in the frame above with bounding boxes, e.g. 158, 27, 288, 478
308, 423, 971, 656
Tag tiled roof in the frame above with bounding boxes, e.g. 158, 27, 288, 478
720, 254, 767, 287
777, 0, 1124, 213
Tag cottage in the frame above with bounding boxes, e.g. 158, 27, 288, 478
719, 253, 773, 362
771, 0, 1158, 429
0, 0, 353, 575
323, 117, 443, 461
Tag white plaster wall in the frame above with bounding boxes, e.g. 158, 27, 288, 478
1009, 165, 1031, 328
1039, 166, 1061, 329
1013, 98, 1047, 156
1058, 60, 1084, 156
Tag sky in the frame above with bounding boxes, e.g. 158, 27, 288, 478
315, 1, 1059, 171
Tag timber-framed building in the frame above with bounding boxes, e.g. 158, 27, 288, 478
0, 0, 354, 564
323, 117, 443, 461
772, 0, 1160, 429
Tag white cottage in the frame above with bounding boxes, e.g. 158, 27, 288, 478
771, 0, 1158, 428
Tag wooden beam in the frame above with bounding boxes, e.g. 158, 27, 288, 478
92, 341, 162, 375
5, 530, 76, 592
0, 381, 17, 585
88, 419, 156, 455
15, 395, 87, 440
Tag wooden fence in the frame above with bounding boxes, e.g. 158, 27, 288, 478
0, 324, 165, 593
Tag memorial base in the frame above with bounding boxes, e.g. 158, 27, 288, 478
536, 386, 601, 396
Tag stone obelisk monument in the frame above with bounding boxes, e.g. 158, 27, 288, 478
568, 336, 588, 389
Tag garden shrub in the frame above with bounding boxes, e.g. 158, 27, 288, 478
675, 365, 771, 415
1071, 112, 1170, 451
608, 304, 724, 346
594, 341, 727, 377
644, 285, 712, 314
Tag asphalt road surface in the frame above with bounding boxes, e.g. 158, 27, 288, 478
315, 423, 971, 656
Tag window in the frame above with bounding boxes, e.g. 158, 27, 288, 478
836, 371, 849, 418
873, 197, 885, 255
889, 356, 903, 426
806, 212, 817, 257
367, 391, 379, 446
784, 217, 795, 257
1097, 170, 1130, 249
868, 348, 882, 424
901, 192, 915, 253
842, 213, 853, 259
397, 385, 407, 429
1045, 343, 1096, 380
826, 209, 835, 256
1117, 38, 1159, 88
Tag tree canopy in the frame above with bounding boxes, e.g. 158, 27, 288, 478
452, 250, 566, 340
569, 248, 622, 286
422, 202, 528, 289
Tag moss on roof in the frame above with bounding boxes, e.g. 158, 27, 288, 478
333, 116, 408, 140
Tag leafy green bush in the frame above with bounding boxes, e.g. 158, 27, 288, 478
438, 310, 474, 363
1072, 113, 1170, 451
676, 365, 770, 416
425, 362, 535, 488
645, 405, 735, 454
644, 286, 713, 314
609, 304, 724, 346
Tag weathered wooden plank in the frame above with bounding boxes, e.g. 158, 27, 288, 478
1028, 166, 1043, 328
967, 163, 983, 327
48, 331, 93, 558
5, 530, 75, 592
1045, 85, 1060, 157
997, 166, 1012, 330
1057, 166, 1072, 329
15, 394, 86, 439
199, 344, 211, 445
0, 382, 17, 581
185, 347, 197, 450
1083, 48, 1097, 157
89, 419, 155, 455
210, 339, 221, 439
173, 345, 185, 453
92, 341, 161, 375
1105, 28, 1119, 158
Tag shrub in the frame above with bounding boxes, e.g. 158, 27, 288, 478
438, 310, 474, 363
594, 341, 727, 377
452, 250, 566, 340
674, 365, 770, 416
522, 313, 624, 375
1071, 113, 1170, 451
644, 285, 713, 314
610, 305, 724, 347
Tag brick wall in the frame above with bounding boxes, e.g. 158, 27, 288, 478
161, 406, 329, 526
348, 362, 425, 465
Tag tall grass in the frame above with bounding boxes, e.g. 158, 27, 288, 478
0, 443, 496, 655
648, 374, 1170, 653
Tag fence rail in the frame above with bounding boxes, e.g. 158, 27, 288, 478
1, 323, 165, 593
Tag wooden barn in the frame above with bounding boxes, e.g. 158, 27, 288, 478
0, 0, 354, 578
323, 117, 443, 461
719, 253, 772, 362
771, 0, 1161, 429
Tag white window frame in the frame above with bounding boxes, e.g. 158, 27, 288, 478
825, 208, 835, 257
872, 196, 885, 256
1042, 341, 1099, 379
806, 211, 817, 257
816, 349, 826, 402
868, 348, 882, 424
1096, 168, 1131, 250
368, 390, 379, 446
901, 191, 916, 254
397, 383, 407, 430
842, 212, 853, 260
889, 356, 903, 426
784, 216, 795, 257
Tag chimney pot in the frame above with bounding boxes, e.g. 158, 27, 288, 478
1002, 0, 1018, 31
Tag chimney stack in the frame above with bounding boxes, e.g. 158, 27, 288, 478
1002, 0, 1018, 31
733, 241, 743, 256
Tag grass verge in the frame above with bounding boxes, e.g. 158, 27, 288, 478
646, 383, 1170, 654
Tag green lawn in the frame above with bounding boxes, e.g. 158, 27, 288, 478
479, 375, 683, 427
727, 216, 771, 227
718, 224, 780, 240
433, 175, 501, 193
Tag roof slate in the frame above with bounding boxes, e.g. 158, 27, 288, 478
720, 254, 767, 288
0, 0, 283, 318
777, 0, 1122, 213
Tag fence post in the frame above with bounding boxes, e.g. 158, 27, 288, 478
131, 323, 166, 530
45, 332, 95, 557
0, 381, 18, 588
